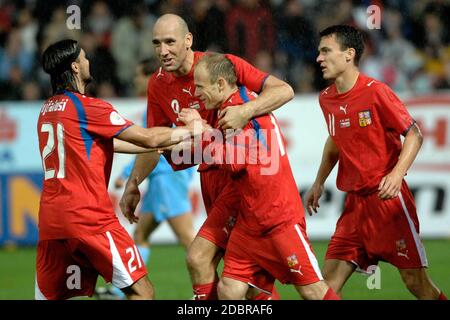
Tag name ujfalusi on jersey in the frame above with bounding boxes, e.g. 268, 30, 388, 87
358, 110, 372, 127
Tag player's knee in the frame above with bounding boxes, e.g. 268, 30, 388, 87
125, 278, 154, 300
178, 231, 195, 250
138, 285, 154, 300
217, 279, 239, 300
186, 248, 204, 271
322, 271, 342, 293
296, 281, 328, 300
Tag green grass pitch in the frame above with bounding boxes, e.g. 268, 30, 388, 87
1, 240, 449, 300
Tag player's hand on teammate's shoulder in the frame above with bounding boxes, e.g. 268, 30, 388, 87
305, 183, 324, 216
218, 104, 253, 130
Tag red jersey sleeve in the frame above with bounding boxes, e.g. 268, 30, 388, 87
83, 97, 133, 138
147, 76, 172, 128
374, 84, 414, 136
225, 54, 269, 93
204, 124, 256, 173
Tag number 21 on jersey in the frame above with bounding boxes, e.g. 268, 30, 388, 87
40, 123, 65, 180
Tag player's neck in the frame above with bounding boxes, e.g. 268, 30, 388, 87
335, 67, 359, 94
75, 76, 86, 94
174, 50, 195, 77
222, 86, 238, 106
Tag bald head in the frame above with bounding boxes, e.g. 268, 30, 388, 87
152, 14, 194, 75
154, 14, 189, 37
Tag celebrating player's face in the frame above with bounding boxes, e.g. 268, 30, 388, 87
316, 34, 351, 80
194, 65, 222, 110
152, 20, 192, 75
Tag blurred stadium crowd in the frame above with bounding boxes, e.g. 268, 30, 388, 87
0, 0, 450, 100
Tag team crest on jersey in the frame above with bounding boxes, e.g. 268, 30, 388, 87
396, 239, 409, 259
110, 111, 126, 125
358, 110, 372, 127
287, 253, 298, 267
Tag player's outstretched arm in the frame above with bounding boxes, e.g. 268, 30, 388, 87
113, 138, 162, 154
116, 124, 194, 149
378, 123, 423, 200
218, 75, 294, 129
305, 136, 340, 215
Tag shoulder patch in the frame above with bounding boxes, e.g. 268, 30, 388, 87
110, 111, 126, 125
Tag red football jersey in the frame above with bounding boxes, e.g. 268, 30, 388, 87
319, 73, 414, 194
37, 90, 133, 240
146, 51, 269, 128
206, 87, 305, 236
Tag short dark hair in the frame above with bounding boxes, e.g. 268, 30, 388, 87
197, 53, 237, 85
319, 25, 364, 65
42, 39, 81, 94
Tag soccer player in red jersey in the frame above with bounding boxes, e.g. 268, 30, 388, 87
177, 53, 340, 300
36, 40, 201, 300
306, 25, 446, 300
120, 14, 293, 300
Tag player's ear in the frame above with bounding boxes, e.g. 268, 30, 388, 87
218, 77, 226, 91
71, 61, 79, 74
346, 48, 355, 63
185, 32, 193, 50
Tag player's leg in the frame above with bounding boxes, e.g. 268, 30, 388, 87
219, 230, 275, 300
160, 171, 196, 250
134, 213, 159, 264
365, 182, 446, 300
186, 170, 237, 300
122, 276, 154, 300
97, 214, 158, 300
36, 239, 99, 300
323, 193, 365, 295
167, 212, 196, 250
322, 259, 355, 294
398, 268, 445, 299
80, 228, 153, 300
218, 277, 248, 300
186, 235, 223, 299
256, 222, 340, 300
294, 280, 339, 300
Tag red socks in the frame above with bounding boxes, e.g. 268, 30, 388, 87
192, 281, 218, 300
323, 287, 341, 300
438, 291, 447, 300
